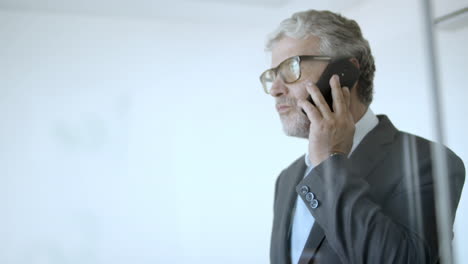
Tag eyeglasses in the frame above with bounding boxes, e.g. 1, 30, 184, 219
259, 55, 331, 94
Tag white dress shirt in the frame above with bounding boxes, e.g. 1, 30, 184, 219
290, 108, 379, 264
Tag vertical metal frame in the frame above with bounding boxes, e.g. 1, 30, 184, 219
420, 0, 455, 263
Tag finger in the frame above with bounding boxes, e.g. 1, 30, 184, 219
298, 98, 322, 123
330, 74, 346, 114
305, 82, 332, 119
342, 86, 351, 109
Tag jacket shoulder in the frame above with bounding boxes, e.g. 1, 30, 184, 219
392, 130, 465, 195
395, 131, 464, 168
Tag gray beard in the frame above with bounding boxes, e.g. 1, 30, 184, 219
280, 110, 310, 139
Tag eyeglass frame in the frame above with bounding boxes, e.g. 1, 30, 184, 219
259, 55, 332, 94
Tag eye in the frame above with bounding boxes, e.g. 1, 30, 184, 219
280, 58, 300, 83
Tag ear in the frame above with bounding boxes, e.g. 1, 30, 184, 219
349, 57, 360, 70
349, 57, 360, 91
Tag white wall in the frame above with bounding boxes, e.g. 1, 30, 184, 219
0, 9, 279, 264
0, 1, 467, 263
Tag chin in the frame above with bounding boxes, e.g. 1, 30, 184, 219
280, 111, 310, 138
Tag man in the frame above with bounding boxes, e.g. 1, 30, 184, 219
260, 10, 465, 264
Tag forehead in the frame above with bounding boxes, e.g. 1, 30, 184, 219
270, 35, 321, 67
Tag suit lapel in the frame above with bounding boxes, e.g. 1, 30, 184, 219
298, 221, 326, 264
298, 115, 398, 263
277, 156, 307, 263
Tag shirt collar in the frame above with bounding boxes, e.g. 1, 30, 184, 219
304, 107, 379, 167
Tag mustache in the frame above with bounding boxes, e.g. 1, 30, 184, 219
276, 97, 297, 107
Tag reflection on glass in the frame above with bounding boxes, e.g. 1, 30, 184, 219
264, 9, 465, 264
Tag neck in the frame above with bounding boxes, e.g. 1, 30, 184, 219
351, 101, 368, 124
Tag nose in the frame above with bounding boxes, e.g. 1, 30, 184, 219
269, 78, 288, 97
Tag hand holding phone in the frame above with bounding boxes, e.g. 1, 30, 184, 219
302, 58, 360, 114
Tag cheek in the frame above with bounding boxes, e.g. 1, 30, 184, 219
287, 84, 309, 100
301, 68, 320, 82
288, 63, 328, 100
300, 62, 328, 84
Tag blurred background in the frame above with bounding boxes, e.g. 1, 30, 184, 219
0, 0, 467, 263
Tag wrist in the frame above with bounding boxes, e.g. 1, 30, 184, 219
329, 151, 346, 157
309, 151, 346, 166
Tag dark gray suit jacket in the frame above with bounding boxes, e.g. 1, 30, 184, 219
270, 115, 465, 264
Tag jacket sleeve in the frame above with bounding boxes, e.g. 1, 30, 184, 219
297, 153, 465, 264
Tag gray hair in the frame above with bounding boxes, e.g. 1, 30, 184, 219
266, 10, 375, 105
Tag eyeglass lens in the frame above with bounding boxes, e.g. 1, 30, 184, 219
263, 57, 301, 93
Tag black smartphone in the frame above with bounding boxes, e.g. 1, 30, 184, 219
302, 57, 360, 114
